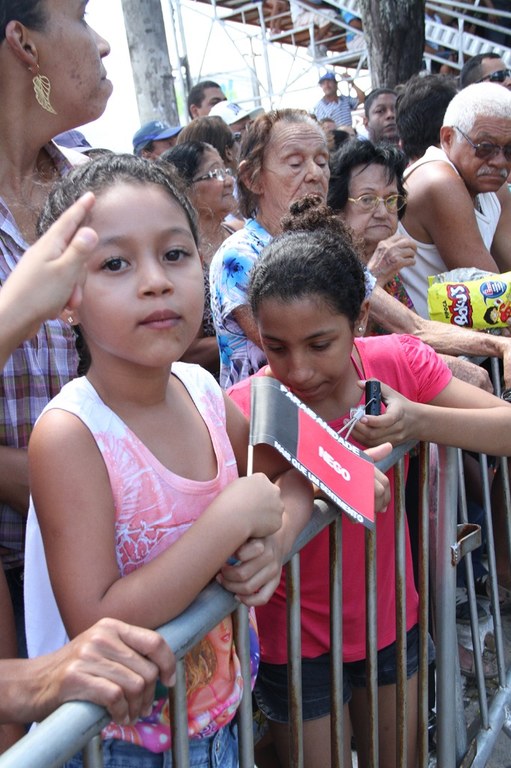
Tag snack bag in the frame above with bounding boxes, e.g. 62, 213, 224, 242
428, 268, 511, 329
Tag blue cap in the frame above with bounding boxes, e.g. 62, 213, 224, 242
319, 72, 336, 83
53, 130, 92, 150
132, 121, 182, 155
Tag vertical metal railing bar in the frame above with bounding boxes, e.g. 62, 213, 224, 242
417, 443, 430, 768
490, 356, 511, 619
496, 449, 511, 597
287, 552, 304, 768
234, 603, 255, 768
434, 445, 460, 768
169, 658, 190, 767
478, 452, 507, 685
330, 517, 344, 768
365, 527, 379, 768
394, 457, 408, 768
456, 449, 489, 723
82, 735, 102, 768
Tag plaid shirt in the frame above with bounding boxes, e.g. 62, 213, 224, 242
0, 143, 79, 569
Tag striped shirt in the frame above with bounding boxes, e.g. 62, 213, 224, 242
313, 94, 358, 127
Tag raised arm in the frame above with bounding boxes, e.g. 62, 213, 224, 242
0, 194, 97, 369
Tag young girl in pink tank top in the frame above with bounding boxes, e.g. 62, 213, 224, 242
23, 155, 313, 768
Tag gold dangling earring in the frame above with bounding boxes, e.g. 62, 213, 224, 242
32, 65, 57, 115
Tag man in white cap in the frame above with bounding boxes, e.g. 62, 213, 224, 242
209, 101, 264, 137
313, 71, 365, 127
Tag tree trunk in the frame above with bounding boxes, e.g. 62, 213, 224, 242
120, 0, 179, 125
358, 0, 426, 88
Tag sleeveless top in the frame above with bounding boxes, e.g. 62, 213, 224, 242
398, 145, 501, 318
24, 362, 259, 751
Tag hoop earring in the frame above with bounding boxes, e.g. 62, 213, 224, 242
32, 66, 57, 115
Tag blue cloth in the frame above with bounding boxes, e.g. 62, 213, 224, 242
209, 218, 271, 388
64, 723, 238, 768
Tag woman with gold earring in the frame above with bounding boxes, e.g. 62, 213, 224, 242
0, 0, 112, 681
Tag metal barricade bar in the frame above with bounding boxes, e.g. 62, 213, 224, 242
1, 423, 510, 767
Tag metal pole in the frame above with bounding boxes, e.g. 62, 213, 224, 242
287, 553, 304, 768
365, 527, 379, 768
330, 517, 344, 767
434, 445, 461, 768
394, 458, 407, 768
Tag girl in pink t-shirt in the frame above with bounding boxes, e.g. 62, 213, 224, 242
228, 198, 511, 768
24, 155, 313, 768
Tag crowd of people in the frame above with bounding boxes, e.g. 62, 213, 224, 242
1, 0, 511, 767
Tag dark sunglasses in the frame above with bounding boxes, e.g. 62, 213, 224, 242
455, 126, 511, 162
478, 68, 511, 84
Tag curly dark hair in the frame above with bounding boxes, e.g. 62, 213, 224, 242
249, 194, 365, 326
328, 139, 407, 219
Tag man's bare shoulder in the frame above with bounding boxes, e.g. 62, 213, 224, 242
402, 159, 474, 242
405, 156, 461, 195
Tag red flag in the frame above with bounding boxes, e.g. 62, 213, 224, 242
250, 377, 375, 529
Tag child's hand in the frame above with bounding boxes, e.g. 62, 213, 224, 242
217, 535, 284, 606
223, 474, 284, 539
350, 381, 419, 448
0, 193, 97, 357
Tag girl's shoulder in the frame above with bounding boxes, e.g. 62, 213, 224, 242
172, 361, 227, 423
40, 376, 100, 420
355, 334, 451, 401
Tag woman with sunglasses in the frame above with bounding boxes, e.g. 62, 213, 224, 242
161, 141, 238, 376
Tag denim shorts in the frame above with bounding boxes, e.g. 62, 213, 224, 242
254, 625, 430, 723
64, 722, 238, 768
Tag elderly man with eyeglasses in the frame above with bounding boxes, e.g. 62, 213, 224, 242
397, 82, 511, 319
397, 80, 511, 657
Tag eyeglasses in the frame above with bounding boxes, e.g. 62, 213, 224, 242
478, 68, 511, 84
454, 126, 511, 162
192, 167, 234, 183
347, 193, 407, 213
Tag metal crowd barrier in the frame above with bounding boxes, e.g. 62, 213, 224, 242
1, 405, 510, 767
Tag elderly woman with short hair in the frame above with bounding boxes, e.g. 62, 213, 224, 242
209, 109, 331, 387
